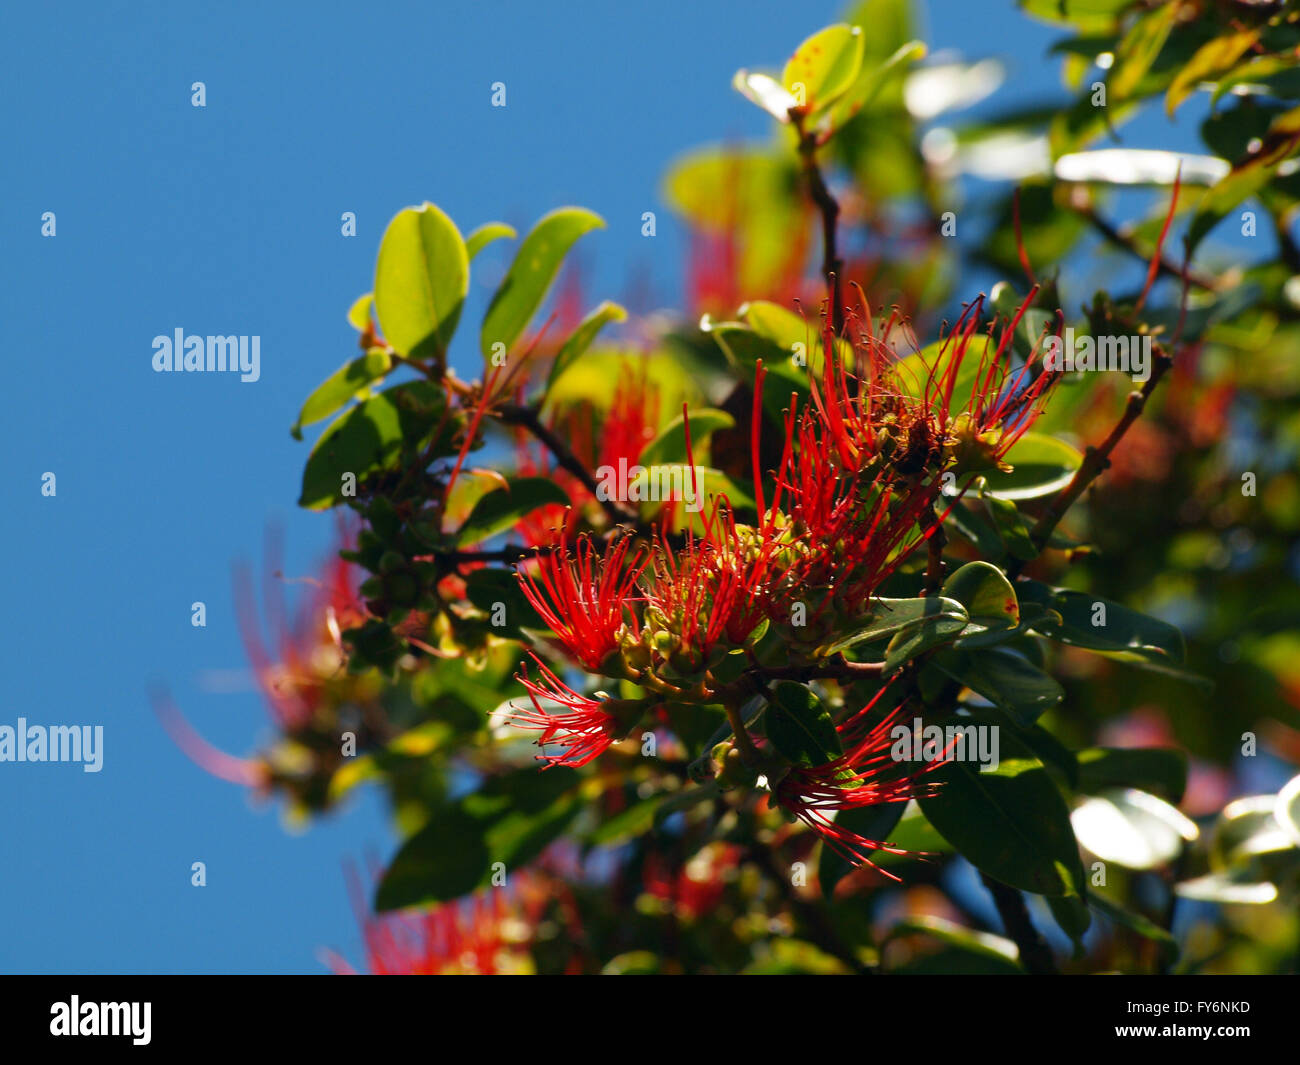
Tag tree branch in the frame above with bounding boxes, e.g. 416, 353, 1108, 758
495, 402, 637, 525
1075, 202, 1220, 295
1009, 342, 1173, 577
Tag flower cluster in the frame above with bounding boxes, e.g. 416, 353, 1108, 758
506, 296, 1056, 859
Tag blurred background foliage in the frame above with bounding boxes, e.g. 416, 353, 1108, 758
172, 0, 1300, 975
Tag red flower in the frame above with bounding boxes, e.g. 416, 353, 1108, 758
775, 685, 948, 877
516, 526, 646, 673
643, 842, 741, 920
233, 527, 366, 733
808, 289, 1056, 477
511, 655, 642, 768
152, 524, 367, 789
327, 863, 539, 975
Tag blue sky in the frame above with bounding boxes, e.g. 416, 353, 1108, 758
1, 1, 1201, 973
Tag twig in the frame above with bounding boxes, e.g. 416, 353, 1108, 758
496, 402, 638, 525
1010, 341, 1173, 576
1075, 202, 1219, 294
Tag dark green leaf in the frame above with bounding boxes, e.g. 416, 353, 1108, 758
298, 381, 446, 510
1017, 579, 1186, 663
918, 718, 1085, 896
765, 682, 842, 767
1076, 746, 1187, 802
455, 476, 569, 546
819, 802, 907, 897
375, 806, 490, 910
930, 647, 1064, 725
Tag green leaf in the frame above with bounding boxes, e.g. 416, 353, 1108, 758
455, 476, 569, 546
298, 380, 446, 510
765, 682, 842, 767
637, 408, 735, 468
742, 300, 852, 377
375, 806, 491, 911
981, 490, 1038, 561
464, 568, 544, 637
1277, 774, 1300, 848
484, 792, 580, 874
1017, 580, 1186, 664
848, 39, 928, 115
1046, 892, 1091, 957
588, 795, 667, 846
782, 24, 866, 117
1166, 28, 1261, 115
819, 596, 968, 656
546, 300, 627, 387
1188, 104, 1300, 252
894, 332, 992, 411
481, 207, 604, 359
930, 648, 1063, 725
291, 348, 393, 440
945, 499, 1005, 558
464, 768, 583, 879
1017, 0, 1132, 33
1076, 747, 1187, 803
465, 221, 516, 260
374, 203, 468, 362
630, 465, 754, 524
346, 293, 373, 331
883, 608, 970, 673
918, 718, 1085, 896
977, 433, 1082, 501
1107, 1, 1177, 102
886, 916, 1022, 971
942, 560, 1020, 632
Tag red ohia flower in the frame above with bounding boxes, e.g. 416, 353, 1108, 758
775, 684, 949, 878
515, 526, 646, 673
510, 655, 643, 768
327, 863, 538, 975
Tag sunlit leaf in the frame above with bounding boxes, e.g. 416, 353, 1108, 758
1071, 787, 1197, 870
291, 348, 393, 440
481, 207, 604, 358
374, 203, 468, 362
781, 24, 866, 117
465, 221, 516, 260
